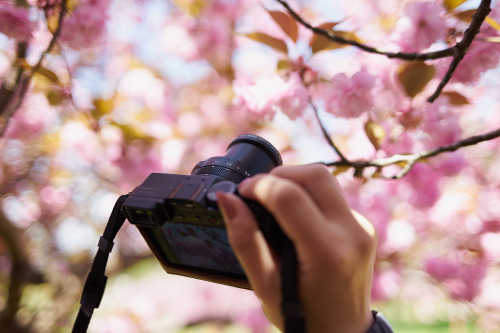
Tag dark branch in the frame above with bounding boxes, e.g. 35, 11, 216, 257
275, 0, 492, 102
323, 127, 500, 179
427, 0, 492, 102
309, 97, 348, 161
0, 0, 69, 137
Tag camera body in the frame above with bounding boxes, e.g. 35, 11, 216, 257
122, 134, 286, 289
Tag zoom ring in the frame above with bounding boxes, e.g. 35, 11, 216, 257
193, 165, 246, 184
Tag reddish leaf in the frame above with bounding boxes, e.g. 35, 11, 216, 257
453, 9, 476, 23
268, 10, 299, 42
442, 91, 470, 105
244, 32, 288, 54
309, 23, 360, 54
398, 62, 436, 98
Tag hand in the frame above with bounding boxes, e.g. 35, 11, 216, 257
217, 164, 377, 333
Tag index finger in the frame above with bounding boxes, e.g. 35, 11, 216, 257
269, 164, 352, 221
237, 172, 332, 256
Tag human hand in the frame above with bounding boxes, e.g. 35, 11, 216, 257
217, 164, 377, 333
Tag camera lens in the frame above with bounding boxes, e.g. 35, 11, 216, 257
192, 134, 283, 183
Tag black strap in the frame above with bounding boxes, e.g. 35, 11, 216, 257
281, 238, 306, 333
73, 192, 306, 333
366, 311, 394, 333
72, 194, 129, 333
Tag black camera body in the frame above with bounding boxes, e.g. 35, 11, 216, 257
122, 134, 286, 289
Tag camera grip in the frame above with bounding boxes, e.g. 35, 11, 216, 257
241, 198, 288, 255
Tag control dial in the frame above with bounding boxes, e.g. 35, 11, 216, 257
206, 181, 238, 208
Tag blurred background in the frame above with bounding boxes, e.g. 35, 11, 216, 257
1, 0, 500, 332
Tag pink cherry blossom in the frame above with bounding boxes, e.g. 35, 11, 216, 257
441, 40, 500, 83
437, 6, 500, 83
277, 72, 310, 120
4, 93, 57, 139
0, 1, 37, 41
233, 72, 309, 120
405, 163, 442, 208
425, 254, 488, 302
59, 0, 111, 49
371, 267, 402, 301
395, 1, 447, 52
318, 68, 376, 118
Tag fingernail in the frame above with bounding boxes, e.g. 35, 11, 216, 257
217, 192, 238, 222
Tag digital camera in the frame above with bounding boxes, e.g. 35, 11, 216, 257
122, 134, 287, 289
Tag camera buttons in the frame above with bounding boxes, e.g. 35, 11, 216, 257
206, 181, 238, 208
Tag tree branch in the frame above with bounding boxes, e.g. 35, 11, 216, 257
323, 127, 500, 179
275, 0, 492, 102
0, 210, 43, 332
0, 0, 69, 137
427, 0, 492, 102
309, 97, 348, 161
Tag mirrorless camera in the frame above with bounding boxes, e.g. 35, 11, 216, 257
122, 134, 287, 289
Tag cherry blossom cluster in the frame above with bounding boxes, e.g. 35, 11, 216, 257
1, 0, 500, 331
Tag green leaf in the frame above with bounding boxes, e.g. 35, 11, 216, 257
277, 59, 290, 71
268, 10, 299, 42
36, 67, 61, 85
364, 120, 385, 150
243, 32, 288, 54
398, 62, 436, 98
444, 0, 468, 11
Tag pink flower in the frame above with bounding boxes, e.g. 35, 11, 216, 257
405, 163, 441, 208
0, 1, 37, 41
396, 1, 447, 52
59, 0, 111, 50
318, 68, 376, 118
188, 1, 244, 65
233, 72, 309, 120
371, 267, 402, 302
425, 253, 488, 302
420, 100, 462, 148
277, 72, 309, 120
441, 40, 500, 83
4, 93, 56, 139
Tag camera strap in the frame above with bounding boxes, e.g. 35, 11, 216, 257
281, 238, 306, 333
72, 192, 306, 333
72, 194, 129, 333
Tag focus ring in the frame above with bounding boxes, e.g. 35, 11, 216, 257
193, 165, 246, 184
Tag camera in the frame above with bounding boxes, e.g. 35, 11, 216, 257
122, 134, 287, 289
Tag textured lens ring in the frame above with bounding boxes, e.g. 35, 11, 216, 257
194, 165, 245, 184
229, 134, 282, 167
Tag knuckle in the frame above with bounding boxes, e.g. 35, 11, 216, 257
267, 181, 305, 211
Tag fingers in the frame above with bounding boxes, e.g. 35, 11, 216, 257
269, 164, 352, 220
237, 164, 357, 253
239, 172, 331, 254
216, 192, 280, 301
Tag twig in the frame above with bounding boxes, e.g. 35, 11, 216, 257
309, 97, 348, 161
427, 0, 491, 102
0, 0, 69, 137
275, 0, 492, 102
323, 127, 500, 179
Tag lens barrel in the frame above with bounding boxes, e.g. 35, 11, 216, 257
191, 134, 283, 183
